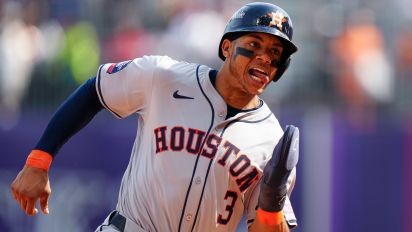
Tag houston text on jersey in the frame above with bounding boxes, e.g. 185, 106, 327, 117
154, 126, 260, 192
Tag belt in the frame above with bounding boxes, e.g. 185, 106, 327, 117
108, 211, 146, 232
109, 211, 126, 232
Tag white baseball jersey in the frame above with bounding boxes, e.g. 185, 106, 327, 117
96, 55, 297, 232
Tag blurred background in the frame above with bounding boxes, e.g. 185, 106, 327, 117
0, 0, 410, 231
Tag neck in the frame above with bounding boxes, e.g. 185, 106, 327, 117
215, 70, 260, 110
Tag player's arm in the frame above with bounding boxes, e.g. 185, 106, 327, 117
10, 77, 103, 216
249, 125, 299, 232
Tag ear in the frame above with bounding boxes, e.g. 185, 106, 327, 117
221, 39, 232, 59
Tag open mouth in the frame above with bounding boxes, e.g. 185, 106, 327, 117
248, 67, 269, 85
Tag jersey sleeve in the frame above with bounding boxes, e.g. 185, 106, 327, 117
245, 167, 298, 228
95, 55, 176, 118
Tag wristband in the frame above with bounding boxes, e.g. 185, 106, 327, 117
256, 208, 284, 226
26, 150, 53, 171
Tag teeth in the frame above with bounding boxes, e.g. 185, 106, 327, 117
253, 68, 267, 76
255, 68, 265, 73
250, 75, 263, 83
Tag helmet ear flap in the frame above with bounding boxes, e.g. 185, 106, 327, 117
273, 57, 290, 82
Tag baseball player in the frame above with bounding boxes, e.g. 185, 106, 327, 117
11, 2, 299, 232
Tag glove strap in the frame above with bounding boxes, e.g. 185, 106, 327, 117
258, 184, 287, 212
256, 208, 284, 226
26, 150, 53, 171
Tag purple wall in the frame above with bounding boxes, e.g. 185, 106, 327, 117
403, 123, 412, 232
332, 114, 403, 232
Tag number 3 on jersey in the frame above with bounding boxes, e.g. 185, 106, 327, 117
217, 190, 238, 225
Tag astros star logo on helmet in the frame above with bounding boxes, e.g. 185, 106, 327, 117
268, 11, 285, 30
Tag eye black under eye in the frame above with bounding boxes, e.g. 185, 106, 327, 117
271, 60, 282, 67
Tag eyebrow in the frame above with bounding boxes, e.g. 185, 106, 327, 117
247, 34, 283, 48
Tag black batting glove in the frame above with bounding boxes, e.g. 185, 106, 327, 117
258, 125, 299, 212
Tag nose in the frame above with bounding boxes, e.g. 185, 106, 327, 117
255, 49, 272, 64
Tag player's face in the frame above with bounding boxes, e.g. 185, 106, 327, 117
223, 33, 284, 95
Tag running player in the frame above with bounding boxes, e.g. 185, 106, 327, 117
11, 2, 299, 231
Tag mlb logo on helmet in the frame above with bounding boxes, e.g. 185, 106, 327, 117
106, 60, 132, 74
